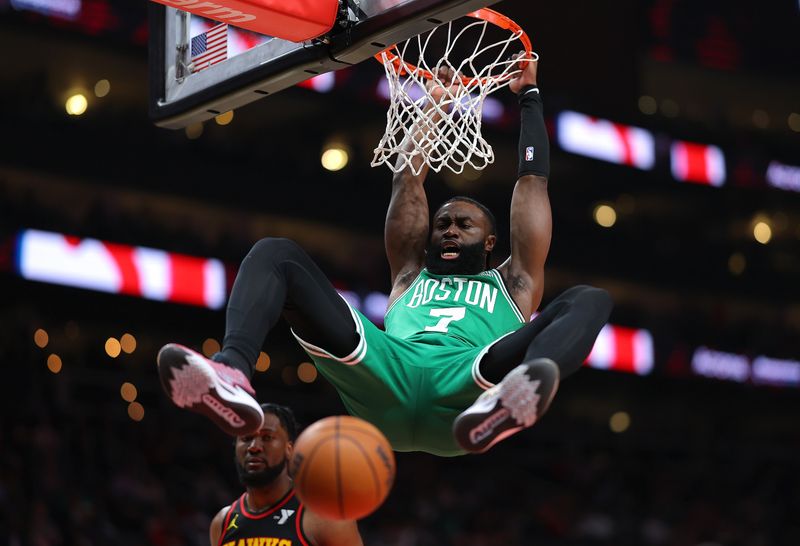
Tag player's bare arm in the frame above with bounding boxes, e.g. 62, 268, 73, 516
209, 506, 230, 546
384, 153, 429, 300
497, 55, 552, 319
302, 508, 363, 546
385, 67, 460, 304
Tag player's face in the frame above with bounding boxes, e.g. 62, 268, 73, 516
235, 413, 292, 488
426, 201, 496, 275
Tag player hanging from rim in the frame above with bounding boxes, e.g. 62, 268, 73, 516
157, 54, 613, 456
211, 403, 362, 546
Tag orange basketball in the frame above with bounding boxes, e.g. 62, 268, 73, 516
290, 415, 395, 520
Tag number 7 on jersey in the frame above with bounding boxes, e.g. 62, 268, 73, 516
424, 307, 466, 333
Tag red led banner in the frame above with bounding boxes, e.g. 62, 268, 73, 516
16, 229, 227, 309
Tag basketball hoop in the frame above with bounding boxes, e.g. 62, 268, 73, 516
371, 8, 536, 175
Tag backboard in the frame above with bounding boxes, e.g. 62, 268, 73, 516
149, 0, 499, 129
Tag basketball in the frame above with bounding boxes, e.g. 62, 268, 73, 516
289, 415, 395, 521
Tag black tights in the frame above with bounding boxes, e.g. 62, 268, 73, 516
214, 238, 359, 375
478, 285, 612, 384
216, 238, 612, 384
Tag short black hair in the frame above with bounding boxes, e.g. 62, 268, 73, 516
260, 403, 300, 442
438, 196, 497, 236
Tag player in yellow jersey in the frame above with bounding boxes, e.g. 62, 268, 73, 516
158, 56, 612, 455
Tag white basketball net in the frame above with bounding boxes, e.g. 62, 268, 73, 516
372, 14, 535, 175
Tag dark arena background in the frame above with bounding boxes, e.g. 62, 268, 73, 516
1, 1, 799, 544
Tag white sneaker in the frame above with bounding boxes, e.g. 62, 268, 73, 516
453, 358, 559, 453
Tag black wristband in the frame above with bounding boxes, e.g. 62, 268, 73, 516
518, 85, 540, 99
517, 86, 549, 179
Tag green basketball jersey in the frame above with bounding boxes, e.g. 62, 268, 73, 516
293, 268, 528, 457
384, 268, 526, 347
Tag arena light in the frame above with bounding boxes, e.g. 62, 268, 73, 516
609, 411, 631, 433
255, 351, 271, 372
47, 354, 63, 374
34, 328, 49, 348
128, 402, 144, 421
751, 356, 800, 387
766, 161, 800, 192
120, 382, 138, 402
586, 324, 654, 375
556, 111, 655, 170
297, 362, 318, 383
670, 140, 726, 186
94, 79, 110, 98
753, 220, 772, 244
593, 204, 617, 228
692, 348, 800, 389
65, 94, 88, 116
202, 338, 221, 356
691, 346, 750, 383
16, 229, 227, 309
10, 0, 81, 19
105, 337, 121, 358
120, 333, 137, 354
321, 145, 349, 171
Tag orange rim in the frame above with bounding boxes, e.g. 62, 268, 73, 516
373, 8, 533, 87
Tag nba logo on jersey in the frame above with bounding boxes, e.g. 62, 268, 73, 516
525, 146, 535, 161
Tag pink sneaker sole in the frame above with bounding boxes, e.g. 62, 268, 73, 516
157, 343, 263, 436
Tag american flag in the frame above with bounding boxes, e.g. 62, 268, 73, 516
190, 23, 228, 73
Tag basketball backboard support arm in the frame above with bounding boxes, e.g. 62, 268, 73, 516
149, 0, 499, 129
